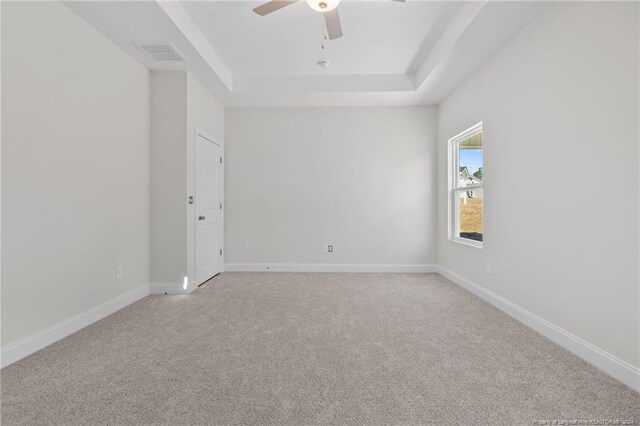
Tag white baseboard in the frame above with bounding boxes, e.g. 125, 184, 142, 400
150, 283, 192, 295
436, 266, 640, 392
224, 263, 438, 273
0, 285, 150, 369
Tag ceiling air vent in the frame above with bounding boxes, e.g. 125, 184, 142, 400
135, 43, 185, 62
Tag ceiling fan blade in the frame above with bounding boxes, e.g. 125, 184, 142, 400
323, 8, 343, 40
391, 0, 406, 2
253, 0, 296, 16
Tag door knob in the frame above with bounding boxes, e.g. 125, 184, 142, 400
198, 215, 205, 221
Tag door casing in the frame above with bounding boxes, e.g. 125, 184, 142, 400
194, 127, 224, 285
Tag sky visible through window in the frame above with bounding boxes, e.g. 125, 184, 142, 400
460, 149, 483, 176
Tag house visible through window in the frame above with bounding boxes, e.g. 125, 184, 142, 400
449, 123, 483, 247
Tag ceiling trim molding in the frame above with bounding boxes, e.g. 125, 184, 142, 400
415, 0, 487, 89
156, 0, 233, 91
234, 73, 416, 94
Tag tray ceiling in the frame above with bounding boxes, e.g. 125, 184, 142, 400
65, 1, 547, 106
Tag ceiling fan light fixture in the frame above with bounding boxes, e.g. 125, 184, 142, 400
306, 0, 340, 13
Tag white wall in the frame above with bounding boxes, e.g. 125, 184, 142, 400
437, 2, 639, 368
1, 1, 150, 346
150, 71, 224, 287
225, 107, 438, 267
150, 72, 187, 285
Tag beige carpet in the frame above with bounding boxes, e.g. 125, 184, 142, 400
1, 272, 638, 425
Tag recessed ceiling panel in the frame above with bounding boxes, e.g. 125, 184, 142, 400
182, 1, 462, 76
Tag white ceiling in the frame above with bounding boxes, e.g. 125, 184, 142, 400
65, 1, 548, 106
182, 1, 461, 76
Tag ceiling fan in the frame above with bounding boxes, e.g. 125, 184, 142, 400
253, 0, 406, 40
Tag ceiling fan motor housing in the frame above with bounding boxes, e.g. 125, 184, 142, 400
307, 0, 340, 12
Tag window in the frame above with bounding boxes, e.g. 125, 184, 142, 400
449, 123, 483, 247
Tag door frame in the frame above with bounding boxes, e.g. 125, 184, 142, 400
194, 126, 224, 284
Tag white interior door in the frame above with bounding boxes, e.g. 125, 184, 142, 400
196, 133, 223, 285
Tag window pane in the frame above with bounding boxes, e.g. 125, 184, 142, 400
457, 188, 483, 242
457, 132, 483, 188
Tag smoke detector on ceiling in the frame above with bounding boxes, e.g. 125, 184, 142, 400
135, 43, 185, 62
317, 60, 331, 68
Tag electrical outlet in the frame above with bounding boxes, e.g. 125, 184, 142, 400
322, 244, 334, 254
486, 262, 492, 274
116, 265, 123, 279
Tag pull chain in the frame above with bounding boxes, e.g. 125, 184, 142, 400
321, 21, 328, 50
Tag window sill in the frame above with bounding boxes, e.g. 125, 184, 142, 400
449, 237, 483, 249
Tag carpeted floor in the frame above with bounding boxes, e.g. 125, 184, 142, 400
1, 272, 638, 425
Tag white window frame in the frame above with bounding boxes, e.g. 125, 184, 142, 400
448, 122, 483, 249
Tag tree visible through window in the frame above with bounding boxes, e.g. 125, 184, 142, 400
450, 123, 483, 246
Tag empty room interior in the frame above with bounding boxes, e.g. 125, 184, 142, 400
1, 0, 639, 424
